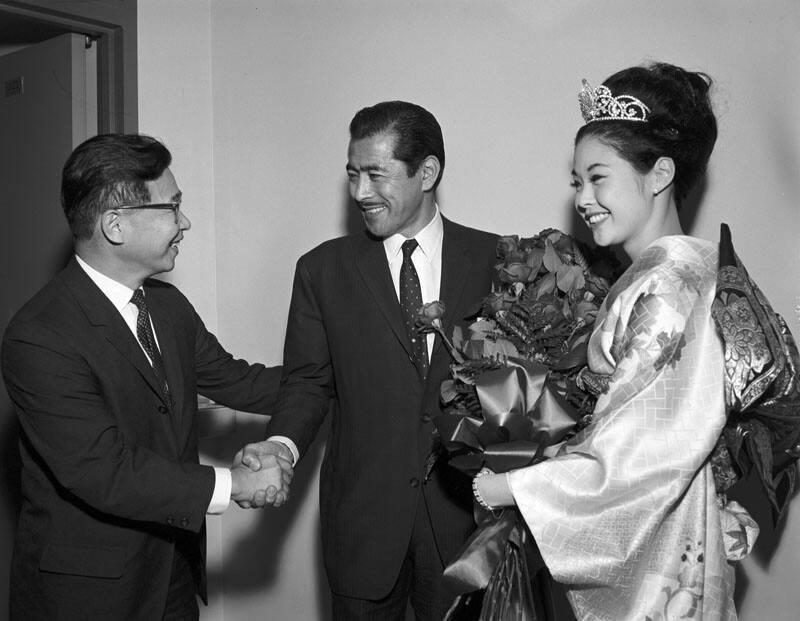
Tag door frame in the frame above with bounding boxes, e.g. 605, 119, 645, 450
0, 0, 137, 133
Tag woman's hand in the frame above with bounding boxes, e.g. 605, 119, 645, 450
473, 467, 517, 510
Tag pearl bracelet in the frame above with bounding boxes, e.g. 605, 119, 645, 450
472, 469, 498, 511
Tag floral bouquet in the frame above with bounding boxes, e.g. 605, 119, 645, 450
417, 228, 620, 619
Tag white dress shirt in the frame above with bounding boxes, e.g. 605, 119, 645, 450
382, 206, 443, 360
269, 207, 445, 466
75, 255, 231, 514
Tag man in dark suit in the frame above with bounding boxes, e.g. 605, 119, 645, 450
240, 101, 498, 619
1, 134, 291, 620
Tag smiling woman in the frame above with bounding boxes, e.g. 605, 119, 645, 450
469, 61, 794, 621
571, 136, 679, 259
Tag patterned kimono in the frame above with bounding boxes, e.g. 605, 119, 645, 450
507, 235, 738, 620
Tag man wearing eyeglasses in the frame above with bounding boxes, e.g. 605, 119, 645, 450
1, 133, 290, 620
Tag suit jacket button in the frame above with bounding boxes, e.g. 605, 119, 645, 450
180, 517, 189, 527
166, 517, 174, 525
420, 412, 432, 423
158, 405, 169, 414
409, 477, 420, 488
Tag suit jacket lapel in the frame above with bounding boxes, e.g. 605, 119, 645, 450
434, 218, 474, 361
354, 234, 423, 385
63, 261, 181, 451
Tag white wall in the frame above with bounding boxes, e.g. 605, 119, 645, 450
138, 1, 800, 619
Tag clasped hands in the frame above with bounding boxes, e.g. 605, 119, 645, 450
230, 440, 294, 509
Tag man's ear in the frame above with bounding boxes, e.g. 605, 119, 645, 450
100, 210, 124, 245
419, 155, 441, 192
651, 156, 676, 196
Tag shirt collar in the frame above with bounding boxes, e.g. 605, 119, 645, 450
383, 205, 443, 260
75, 254, 138, 312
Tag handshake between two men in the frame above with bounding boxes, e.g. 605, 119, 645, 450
230, 440, 295, 509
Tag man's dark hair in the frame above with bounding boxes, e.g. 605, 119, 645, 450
349, 101, 445, 190
61, 133, 172, 239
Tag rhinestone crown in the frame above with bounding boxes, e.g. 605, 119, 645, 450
578, 79, 650, 124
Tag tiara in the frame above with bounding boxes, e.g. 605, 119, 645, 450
578, 79, 650, 123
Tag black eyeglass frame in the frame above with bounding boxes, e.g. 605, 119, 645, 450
112, 202, 182, 222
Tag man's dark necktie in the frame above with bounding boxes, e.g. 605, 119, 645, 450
131, 288, 172, 407
400, 239, 429, 379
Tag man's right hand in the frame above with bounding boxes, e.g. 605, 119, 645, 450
236, 439, 295, 471
230, 451, 292, 509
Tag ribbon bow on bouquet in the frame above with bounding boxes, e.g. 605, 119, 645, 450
433, 358, 580, 620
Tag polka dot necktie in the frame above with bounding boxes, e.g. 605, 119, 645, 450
131, 288, 172, 407
400, 239, 428, 379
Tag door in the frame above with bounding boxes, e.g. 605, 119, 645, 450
0, 31, 96, 611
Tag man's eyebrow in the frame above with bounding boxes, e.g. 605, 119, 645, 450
345, 163, 387, 172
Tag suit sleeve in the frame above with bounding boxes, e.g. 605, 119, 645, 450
2, 319, 214, 532
189, 304, 282, 413
264, 258, 334, 458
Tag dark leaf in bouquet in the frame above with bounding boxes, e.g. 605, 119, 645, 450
534, 272, 556, 298
483, 337, 520, 359
560, 296, 572, 322
542, 241, 563, 273
583, 274, 612, 299
556, 263, 585, 293
462, 339, 487, 361
524, 246, 545, 274
470, 319, 499, 337
552, 334, 591, 371
498, 263, 534, 284
483, 292, 513, 315
541, 228, 564, 245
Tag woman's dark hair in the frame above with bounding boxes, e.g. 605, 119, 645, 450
575, 62, 717, 208
61, 133, 172, 239
349, 100, 445, 190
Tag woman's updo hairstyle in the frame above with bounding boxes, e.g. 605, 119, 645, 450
575, 62, 717, 208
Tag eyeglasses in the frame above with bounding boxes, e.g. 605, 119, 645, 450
114, 201, 182, 223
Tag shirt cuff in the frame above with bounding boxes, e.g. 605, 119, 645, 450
207, 467, 232, 514
267, 435, 299, 465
